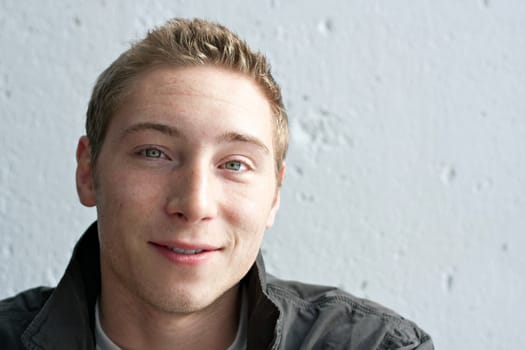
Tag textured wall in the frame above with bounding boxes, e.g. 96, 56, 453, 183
1, 1, 524, 349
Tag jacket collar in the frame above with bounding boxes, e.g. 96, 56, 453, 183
22, 222, 280, 350
245, 252, 281, 349
22, 222, 100, 350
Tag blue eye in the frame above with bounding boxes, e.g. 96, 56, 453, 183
143, 148, 163, 158
224, 160, 244, 171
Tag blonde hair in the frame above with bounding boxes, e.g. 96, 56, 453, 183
86, 18, 288, 174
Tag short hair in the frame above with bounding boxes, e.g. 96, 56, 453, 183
86, 18, 288, 176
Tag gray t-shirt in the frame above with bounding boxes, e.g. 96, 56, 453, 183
95, 289, 248, 350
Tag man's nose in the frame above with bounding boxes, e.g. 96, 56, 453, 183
165, 165, 218, 223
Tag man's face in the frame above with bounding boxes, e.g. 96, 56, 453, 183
76, 65, 282, 314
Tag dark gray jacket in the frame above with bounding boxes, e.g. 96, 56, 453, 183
0, 223, 433, 349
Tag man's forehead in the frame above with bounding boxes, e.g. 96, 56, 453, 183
112, 66, 274, 136
128, 65, 272, 111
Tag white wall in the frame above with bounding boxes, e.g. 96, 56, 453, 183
1, 1, 524, 349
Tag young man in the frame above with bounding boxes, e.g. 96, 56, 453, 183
0, 18, 433, 349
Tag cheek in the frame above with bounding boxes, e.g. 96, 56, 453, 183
223, 185, 275, 237
95, 169, 166, 220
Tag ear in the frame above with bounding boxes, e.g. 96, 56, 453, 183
266, 162, 286, 228
76, 136, 96, 207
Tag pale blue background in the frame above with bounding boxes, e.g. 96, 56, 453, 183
1, 1, 524, 349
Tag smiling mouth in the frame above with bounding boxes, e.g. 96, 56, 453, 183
150, 241, 218, 255
167, 246, 204, 255
150, 241, 218, 265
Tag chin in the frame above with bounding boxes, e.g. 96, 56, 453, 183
139, 284, 232, 315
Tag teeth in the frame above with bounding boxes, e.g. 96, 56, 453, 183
168, 246, 203, 255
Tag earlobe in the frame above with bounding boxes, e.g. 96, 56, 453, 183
277, 161, 286, 188
75, 136, 96, 207
266, 162, 286, 228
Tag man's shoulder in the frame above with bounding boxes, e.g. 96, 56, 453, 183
0, 287, 53, 348
266, 275, 405, 319
265, 276, 433, 349
0, 287, 53, 319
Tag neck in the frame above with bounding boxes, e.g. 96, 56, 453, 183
98, 271, 241, 350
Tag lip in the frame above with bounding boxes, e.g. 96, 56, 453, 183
152, 240, 221, 251
149, 241, 221, 265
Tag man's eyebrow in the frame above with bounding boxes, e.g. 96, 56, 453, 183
217, 131, 270, 154
120, 123, 269, 153
120, 122, 181, 139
